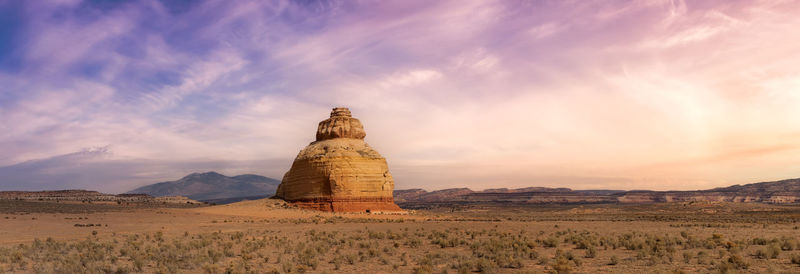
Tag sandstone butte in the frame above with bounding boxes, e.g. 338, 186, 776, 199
274, 107, 403, 212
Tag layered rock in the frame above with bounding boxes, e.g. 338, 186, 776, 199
392, 178, 800, 205
274, 107, 402, 212
0, 190, 204, 205
315, 108, 366, 140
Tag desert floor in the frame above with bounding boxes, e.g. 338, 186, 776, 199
1, 199, 800, 273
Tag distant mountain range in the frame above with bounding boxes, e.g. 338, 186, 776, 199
394, 178, 800, 204
126, 172, 280, 204
124, 173, 800, 206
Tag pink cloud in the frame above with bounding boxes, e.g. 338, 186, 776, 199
1, 0, 800, 191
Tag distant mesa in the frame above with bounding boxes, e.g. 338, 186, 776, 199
126, 172, 280, 204
274, 107, 402, 212
394, 178, 800, 205
0, 189, 203, 206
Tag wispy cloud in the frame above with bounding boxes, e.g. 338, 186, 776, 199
1, 0, 799, 192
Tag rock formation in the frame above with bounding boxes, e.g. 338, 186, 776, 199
393, 178, 800, 205
274, 107, 402, 212
0, 190, 204, 205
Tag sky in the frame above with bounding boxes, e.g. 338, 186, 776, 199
1, 0, 800, 193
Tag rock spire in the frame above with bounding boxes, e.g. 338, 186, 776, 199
274, 107, 402, 212
315, 107, 367, 141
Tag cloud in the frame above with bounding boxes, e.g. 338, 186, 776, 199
379, 69, 442, 88
1, 0, 800, 192
527, 23, 565, 40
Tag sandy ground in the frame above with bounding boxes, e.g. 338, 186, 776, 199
2, 200, 800, 273
1, 199, 798, 247
0, 199, 422, 246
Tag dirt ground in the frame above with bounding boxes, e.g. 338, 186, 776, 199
1, 199, 800, 273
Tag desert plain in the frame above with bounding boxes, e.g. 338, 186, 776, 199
1, 199, 800, 273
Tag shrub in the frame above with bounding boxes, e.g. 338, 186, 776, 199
696, 251, 709, 265
683, 251, 694, 264
543, 237, 559, 248
406, 237, 422, 248
448, 256, 473, 274
608, 255, 619, 265
412, 264, 432, 274
727, 254, 749, 269
537, 257, 549, 265
551, 256, 572, 273
751, 238, 768, 245
584, 246, 597, 258
755, 244, 781, 259
345, 253, 357, 265
767, 244, 781, 258
201, 263, 223, 274
475, 258, 496, 274
780, 238, 797, 251
791, 254, 800, 265
330, 256, 343, 270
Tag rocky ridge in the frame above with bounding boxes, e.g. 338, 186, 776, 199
395, 178, 800, 204
126, 172, 280, 203
0, 190, 202, 205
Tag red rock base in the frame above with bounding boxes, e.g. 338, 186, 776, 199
285, 197, 403, 212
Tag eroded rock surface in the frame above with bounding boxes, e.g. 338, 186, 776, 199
275, 107, 402, 212
315, 107, 367, 141
393, 178, 800, 205
0, 190, 204, 205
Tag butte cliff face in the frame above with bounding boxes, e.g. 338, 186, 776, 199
274, 107, 402, 212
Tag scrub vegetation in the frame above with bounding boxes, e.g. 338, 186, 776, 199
1, 201, 800, 273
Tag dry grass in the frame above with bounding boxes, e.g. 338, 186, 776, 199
1, 200, 799, 273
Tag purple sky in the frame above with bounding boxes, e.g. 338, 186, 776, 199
1, 0, 800, 193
